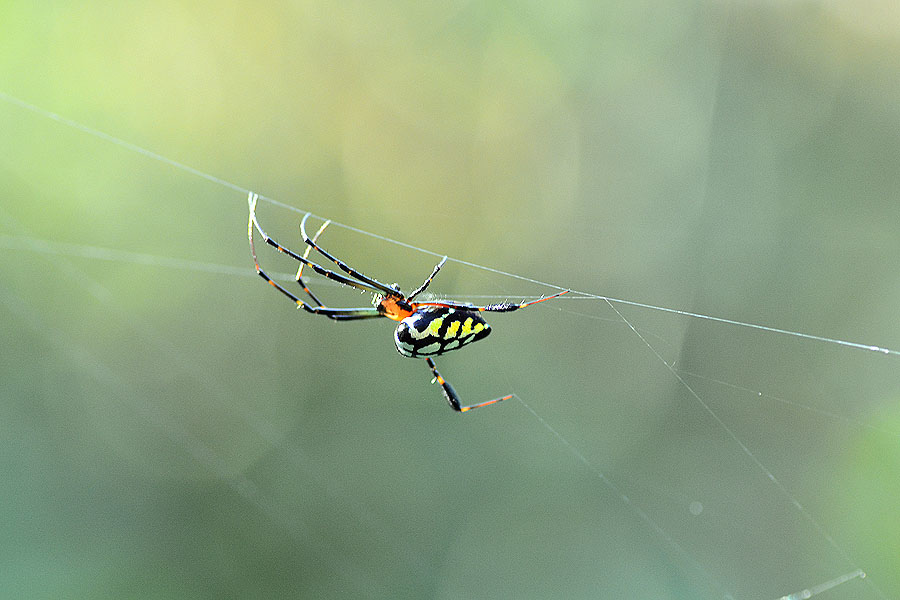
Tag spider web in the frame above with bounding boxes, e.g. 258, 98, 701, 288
1, 91, 897, 600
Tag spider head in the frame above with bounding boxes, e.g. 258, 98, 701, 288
374, 293, 414, 321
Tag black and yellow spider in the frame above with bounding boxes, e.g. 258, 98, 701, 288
247, 192, 568, 412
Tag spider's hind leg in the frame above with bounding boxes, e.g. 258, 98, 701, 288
424, 358, 511, 412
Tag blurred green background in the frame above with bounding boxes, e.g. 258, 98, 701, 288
2, 1, 899, 598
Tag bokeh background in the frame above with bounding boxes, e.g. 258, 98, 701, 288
2, 1, 899, 598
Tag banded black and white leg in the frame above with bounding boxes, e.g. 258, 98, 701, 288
425, 357, 512, 412
415, 290, 570, 315
300, 211, 449, 303
248, 193, 382, 320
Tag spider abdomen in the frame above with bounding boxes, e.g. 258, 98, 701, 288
394, 307, 491, 358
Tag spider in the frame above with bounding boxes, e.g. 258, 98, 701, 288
247, 192, 568, 412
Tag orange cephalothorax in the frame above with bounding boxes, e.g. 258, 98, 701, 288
375, 295, 414, 321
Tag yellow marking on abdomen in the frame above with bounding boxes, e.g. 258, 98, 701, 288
428, 317, 443, 337
460, 317, 474, 337
445, 320, 461, 339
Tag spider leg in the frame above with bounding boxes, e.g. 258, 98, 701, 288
425, 358, 512, 412
300, 212, 399, 296
407, 256, 447, 302
416, 289, 570, 313
295, 217, 330, 306
248, 194, 382, 320
248, 193, 385, 296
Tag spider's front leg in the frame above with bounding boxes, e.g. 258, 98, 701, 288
424, 358, 512, 412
